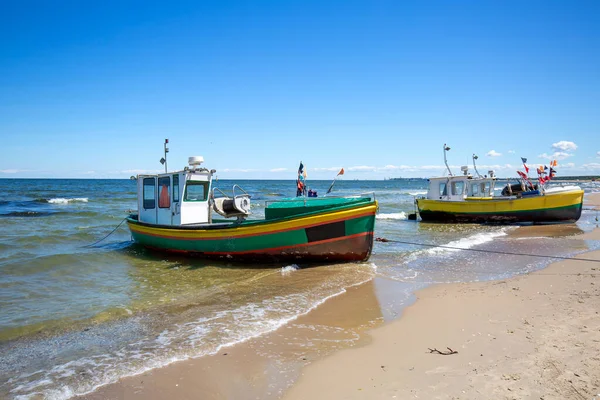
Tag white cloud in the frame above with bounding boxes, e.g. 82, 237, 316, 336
0, 169, 19, 174
538, 152, 572, 160
348, 165, 377, 172
486, 150, 502, 157
379, 164, 415, 171
562, 163, 575, 168
597, 151, 600, 158
313, 167, 344, 172
508, 150, 515, 154
552, 141, 577, 151
269, 168, 287, 172
581, 162, 600, 171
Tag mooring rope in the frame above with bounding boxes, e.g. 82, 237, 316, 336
82, 217, 129, 248
375, 237, 600, 263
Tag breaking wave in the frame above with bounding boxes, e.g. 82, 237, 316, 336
376, 212, 407, 220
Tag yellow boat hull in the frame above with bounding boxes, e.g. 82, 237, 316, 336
416, 189, 584, 223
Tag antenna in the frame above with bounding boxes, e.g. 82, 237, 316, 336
160, 139, 169, 173
443, 143, 453, 176
472, 154, 482, 178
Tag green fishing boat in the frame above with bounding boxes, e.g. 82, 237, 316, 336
126, 155, 377, 262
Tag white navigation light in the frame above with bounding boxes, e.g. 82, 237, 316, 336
188, 156, 204, 166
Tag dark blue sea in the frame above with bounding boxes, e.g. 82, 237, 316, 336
0, 178, 599, 399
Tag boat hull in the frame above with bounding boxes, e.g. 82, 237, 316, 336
127, 201, 377, 262
416, 189, 584, 223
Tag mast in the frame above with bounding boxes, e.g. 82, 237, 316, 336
472, 154, 482, 178
160, 139, 169, 173
443, 144, 453, 176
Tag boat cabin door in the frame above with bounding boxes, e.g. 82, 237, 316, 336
156, 174, 181, 226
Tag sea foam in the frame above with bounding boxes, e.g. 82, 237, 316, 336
48, 198, 89, 204
425, 230, 508, 255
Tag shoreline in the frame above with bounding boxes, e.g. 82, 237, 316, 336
80, 193, 600, 400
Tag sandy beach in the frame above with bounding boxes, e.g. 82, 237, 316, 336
284, 243, 600, 400
82, 193, 600, 400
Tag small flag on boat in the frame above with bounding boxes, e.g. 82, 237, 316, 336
327, 167, 345, 194
297, 162, 306, 197
521, 157, 529, 173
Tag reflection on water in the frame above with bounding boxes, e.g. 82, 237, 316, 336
506, 223, 585, 238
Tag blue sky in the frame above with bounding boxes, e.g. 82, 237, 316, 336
1, 0, 599, 179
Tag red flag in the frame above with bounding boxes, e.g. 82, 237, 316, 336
338, 168, 345, 176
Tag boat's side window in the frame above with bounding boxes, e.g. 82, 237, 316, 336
143, 178, 156, 209
439, 183, 447, 196
184, 181, 209, 202
451, 181, 464, 195
172, 175, 180, 203
471, 183, 479, 196
158, 176, 170, 208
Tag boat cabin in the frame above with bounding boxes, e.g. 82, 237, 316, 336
136, 156, 251, 226
425, 167, 496, 201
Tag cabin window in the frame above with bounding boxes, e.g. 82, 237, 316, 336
172, 175, 179, 202
158, 176, 170, 208
184, 181, 209, 202
439, 183, 447, 196
471, 183, 479, 196
451, 181, 464, 195
143, 178, 156, 209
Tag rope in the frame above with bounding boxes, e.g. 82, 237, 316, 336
82, 217, 129, 248
375, 237, 600, 263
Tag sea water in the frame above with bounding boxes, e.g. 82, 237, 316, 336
0, 178, 599, 399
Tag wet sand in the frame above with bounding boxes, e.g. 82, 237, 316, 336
81, 193, 600, 400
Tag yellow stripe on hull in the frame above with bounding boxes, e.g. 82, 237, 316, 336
128, 202, 378, 239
